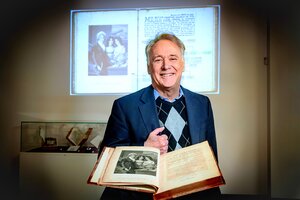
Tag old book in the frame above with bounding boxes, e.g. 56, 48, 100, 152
87, 140, 225, 200
66, 127, 93, 146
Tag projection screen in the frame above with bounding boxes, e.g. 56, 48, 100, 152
70, 6, 220, 95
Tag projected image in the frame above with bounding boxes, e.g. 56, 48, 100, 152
88, 25, 128, 76
71, 7, 220, 95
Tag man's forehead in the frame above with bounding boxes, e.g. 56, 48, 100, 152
153, 39, 179, 48
152, 40, 181, 55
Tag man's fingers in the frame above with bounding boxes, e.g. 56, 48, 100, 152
151, 126, 165, 136
160, 134, 168, 140
160, 145, 168, 154
144, 127, 168, 151
147, 127, 165, 140
158, 135, 168, 145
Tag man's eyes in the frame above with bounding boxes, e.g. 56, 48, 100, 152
154, 58, 163, 62
153, 57, 178, 62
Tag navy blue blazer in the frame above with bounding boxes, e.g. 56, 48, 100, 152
99, 85, 218, 159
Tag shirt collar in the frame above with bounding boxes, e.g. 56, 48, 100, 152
153, 87, 184, 103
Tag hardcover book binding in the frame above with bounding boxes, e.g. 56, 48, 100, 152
87, 141, 225, 200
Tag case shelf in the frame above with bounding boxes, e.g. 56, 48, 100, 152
21, 121, 106, 153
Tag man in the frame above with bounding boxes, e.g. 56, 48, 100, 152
99, 33, 220, 199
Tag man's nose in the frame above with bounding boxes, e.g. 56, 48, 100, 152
162, 59, 171, 69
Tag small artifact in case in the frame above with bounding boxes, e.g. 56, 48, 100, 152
66, 127, 93, 146
44, 137, 57, 147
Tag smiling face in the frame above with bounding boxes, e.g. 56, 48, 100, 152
148, 39, 184, 96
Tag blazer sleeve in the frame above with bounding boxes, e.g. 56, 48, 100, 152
99, 100, 129, 153
206, 97, 219, 162
98, 98, 149, 155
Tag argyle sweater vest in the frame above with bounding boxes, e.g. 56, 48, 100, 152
155, 95, 191, 152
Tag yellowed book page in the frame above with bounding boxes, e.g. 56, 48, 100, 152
102, 146, 160, 188
67, 127, 84, 145
109, 184, 157, 193
157, 141, 220, 193
89, 147, 114, 184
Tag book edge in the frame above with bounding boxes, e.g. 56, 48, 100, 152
153, 175, 225, 200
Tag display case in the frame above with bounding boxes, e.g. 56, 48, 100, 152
21, 121, 106, 153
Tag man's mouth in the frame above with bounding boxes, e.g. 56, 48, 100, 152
160, 73, 174, 77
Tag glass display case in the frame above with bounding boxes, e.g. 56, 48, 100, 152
21, 121, 106, 153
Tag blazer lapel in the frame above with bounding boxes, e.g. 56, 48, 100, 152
138, 86, 160, 134
183, 88, 205, 144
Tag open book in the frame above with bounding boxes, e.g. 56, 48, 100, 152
87, 141, 225, 200
66, 127, 93, 146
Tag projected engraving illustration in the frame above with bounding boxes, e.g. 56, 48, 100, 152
88, 25, 128, 76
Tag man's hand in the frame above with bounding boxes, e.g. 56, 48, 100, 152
144, 127, 168, 154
